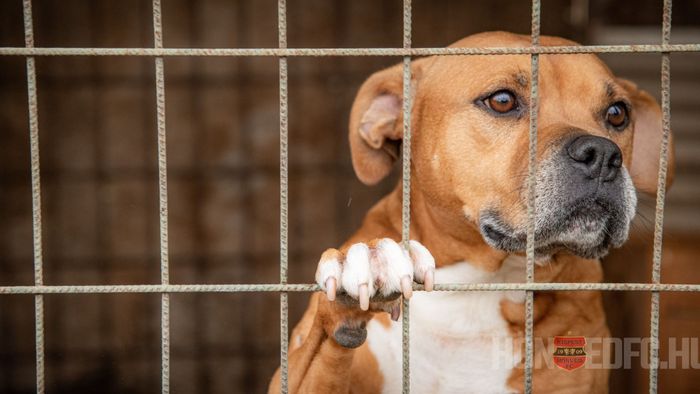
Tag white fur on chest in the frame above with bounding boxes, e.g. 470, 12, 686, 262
366, 256, 525, 394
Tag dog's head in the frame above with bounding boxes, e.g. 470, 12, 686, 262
349, 32, 674, 260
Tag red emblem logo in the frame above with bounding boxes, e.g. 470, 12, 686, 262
552, 336, 587, 371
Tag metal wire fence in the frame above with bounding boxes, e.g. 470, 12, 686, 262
0, 0, 696, 393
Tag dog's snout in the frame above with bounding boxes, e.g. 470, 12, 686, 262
566, 135, 622, 182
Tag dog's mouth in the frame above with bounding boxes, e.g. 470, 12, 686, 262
479, 197, 629, 259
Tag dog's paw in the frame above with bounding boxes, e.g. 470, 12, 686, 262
315, 239, 435, 314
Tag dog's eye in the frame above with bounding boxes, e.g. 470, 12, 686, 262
485, 90, 517, 113
605, 102, 628, 128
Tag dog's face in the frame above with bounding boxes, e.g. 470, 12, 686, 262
349, 32, 674, 260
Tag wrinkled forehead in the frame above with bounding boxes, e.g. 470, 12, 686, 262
422, 53, 622, 100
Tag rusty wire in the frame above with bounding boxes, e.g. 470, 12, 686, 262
278, 0, 290, 392
151, 0, 171, 393
2, 282, 700, 295
1, 44, 699, 57
524, 0, 541, 391
648, 1, 674, 393
21, 0, 45, 393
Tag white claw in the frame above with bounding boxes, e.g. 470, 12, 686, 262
325, 277, 337, 301
359, 283, 370, 311
377, 238, 413, 297
343, 243, 374, 301
391, 304, 401, 321
424, 269, 434, 292
400, 275, 413, 299
316, 252, 342, 300
408, 240, 436, 291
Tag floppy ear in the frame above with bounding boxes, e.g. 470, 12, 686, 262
619, 79, 675, 195
349, 62, 422, 185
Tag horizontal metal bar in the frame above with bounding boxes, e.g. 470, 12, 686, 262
0, 44, 698, 57
2, 282, 700, 295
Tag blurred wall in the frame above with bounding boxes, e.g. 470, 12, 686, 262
0, 1, 698, 393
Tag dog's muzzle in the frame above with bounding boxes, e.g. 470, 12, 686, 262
479, 134, 637, 259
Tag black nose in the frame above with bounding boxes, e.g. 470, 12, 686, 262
566, 135, 622, 182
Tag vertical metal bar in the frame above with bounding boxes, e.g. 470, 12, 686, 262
22, 1, 45, 393
152, 1, 170, 393
649, 1, 672, 392
401, 1, 412, 393
525, 1, 541, 393
278, 0, 290, 392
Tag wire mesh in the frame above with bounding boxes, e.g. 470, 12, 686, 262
151, 0, 171, 392
648, 1, 674, 392
277, 0, 290, 392
1, 45, 699, 57
21, 1, 46, 393
524, 0, 541, 390
3, 282, 700, 295
401, 0, 412, 392
1, 0, 694, 393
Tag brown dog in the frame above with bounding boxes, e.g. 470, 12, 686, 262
269, 31, 673, 393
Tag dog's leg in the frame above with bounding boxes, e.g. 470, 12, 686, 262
268, 239, 435, 393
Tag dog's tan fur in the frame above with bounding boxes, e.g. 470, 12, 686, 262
269, 32, 673, 393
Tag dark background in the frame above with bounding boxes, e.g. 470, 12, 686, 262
1, 0, 699, 393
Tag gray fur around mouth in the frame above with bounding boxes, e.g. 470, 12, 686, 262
479, 197, 627, 260
477, 149, 638, 260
